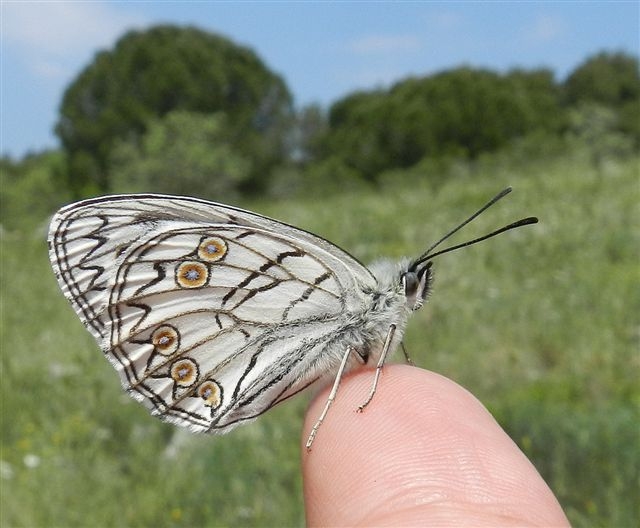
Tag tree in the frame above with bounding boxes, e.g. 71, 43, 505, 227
289, 104, 328, 164
564, 52, 640, 144
109, 111, 251, 199
564, 51, 639, 107
320, 67, 561, 181
323, 90, 394, 180
56, 25, 293, 197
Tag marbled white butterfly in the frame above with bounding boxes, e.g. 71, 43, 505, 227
48, 188, 536, 449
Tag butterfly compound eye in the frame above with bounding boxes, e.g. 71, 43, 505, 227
402, 264, 432, 311
402, 272, 419, 298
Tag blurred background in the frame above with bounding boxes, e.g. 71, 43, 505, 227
1, 2, 638, 526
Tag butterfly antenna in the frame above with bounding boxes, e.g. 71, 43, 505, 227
417, 216, 538, 263
410, 188, 538, 268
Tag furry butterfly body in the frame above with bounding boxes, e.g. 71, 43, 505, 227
48, 191, 536, 446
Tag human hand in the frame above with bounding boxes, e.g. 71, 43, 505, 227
302, 364, 569, 527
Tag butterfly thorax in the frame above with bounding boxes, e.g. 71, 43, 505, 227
349, 258, 432, 366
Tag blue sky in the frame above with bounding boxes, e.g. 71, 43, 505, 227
1, 1, 638, 159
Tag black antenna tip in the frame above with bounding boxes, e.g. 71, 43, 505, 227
518, 216, 539, 226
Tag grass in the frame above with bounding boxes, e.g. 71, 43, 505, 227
1, 151, 638, 526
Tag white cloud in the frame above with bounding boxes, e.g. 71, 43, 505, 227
3, 1, 147, 78
523, 14, 566, 44
348, 34, 422, 55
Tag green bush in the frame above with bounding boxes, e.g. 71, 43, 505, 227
0, 151, 70, 233
321, 67, 562, 180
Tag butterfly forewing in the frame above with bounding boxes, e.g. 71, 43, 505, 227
49, 195, 376, 432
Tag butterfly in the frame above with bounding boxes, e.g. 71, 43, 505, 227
48, 187, 537, 449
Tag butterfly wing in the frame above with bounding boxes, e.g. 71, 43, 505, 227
48, 194, 377, 432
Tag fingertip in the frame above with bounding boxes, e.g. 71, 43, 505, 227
301, 365, 568, 527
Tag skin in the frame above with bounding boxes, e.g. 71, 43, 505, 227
302, 364, 570, 527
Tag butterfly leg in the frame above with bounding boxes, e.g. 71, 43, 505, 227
401, 341, 415, 366
306, 345, 353, 451
357, 323, 397, 412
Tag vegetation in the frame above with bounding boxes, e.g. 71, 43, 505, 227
56, 25, 293, 197
320, 67, 561, 180
109, 111, 252, 199
565, 51, 639, 105
564, 51, 640, 144
0, 151, 70, 233
47, 23, 639, 199
1, 24, 638, 526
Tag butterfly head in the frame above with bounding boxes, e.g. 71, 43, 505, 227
367, 258, 433, 313
402, 261, 433, 311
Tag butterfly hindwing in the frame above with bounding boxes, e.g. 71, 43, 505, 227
48, 194, 376, 432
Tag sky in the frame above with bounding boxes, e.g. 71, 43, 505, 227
1, 1, 638, 159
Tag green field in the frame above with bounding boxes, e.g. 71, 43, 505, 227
1, 151, 638, 526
